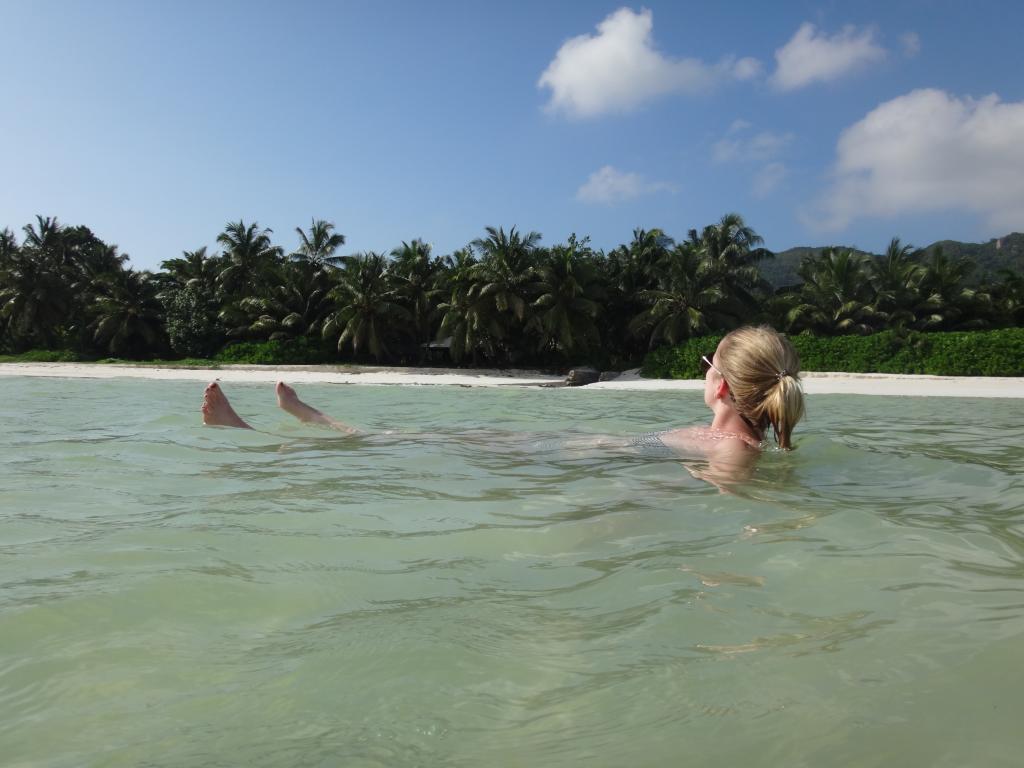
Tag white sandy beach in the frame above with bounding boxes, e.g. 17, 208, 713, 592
0, 362, 1021, 397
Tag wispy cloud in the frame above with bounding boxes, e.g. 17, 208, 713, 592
811, 89, 1024, 231
576, 165, 675, 205
539, 7, 760, 118
711, 121, 792, 198
752, 162, 788, 198
712, 127, 794, 164
770, 22, 886, 91
900, 31, 921, 58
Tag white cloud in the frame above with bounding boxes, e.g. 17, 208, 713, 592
538, 8, 760, 118
712, 123, 794, 164
770, 22, 886, 90
752, 162, 788, 198
900, 31, 921, 58
732, 57, 763, 81
813, 89, 1024, 231
576, 166, 675, 205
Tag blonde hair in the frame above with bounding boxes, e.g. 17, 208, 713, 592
716, 326, 805, 450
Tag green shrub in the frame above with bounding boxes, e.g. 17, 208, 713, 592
642, 328, 1024, 378
641, 335, 724, 378
0, 349, 87, 363
913, 328, 1024, 376
163, 285, 223, 358
214, 337, 336, 365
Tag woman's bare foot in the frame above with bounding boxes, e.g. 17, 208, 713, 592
201, 381, 253, 429
276, 381, 359, 433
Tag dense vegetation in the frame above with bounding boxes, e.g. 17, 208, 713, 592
643, 328, 1024, 378
1, 214, 1022, 373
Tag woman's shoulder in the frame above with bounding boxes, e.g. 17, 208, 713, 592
661, 427, 761, 453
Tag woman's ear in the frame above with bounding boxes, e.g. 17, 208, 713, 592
716, 379, 730, 400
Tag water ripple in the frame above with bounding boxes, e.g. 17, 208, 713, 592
2, 378, 1024, 766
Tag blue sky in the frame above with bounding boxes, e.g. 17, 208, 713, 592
2, 0, 1023, 271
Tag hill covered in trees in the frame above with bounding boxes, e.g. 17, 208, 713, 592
1, 214, 1022, 369
761, 233, 1024, 288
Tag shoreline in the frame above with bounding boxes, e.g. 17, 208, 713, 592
1, 362, 1021, 397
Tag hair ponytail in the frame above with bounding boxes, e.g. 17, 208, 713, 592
760, 375, 805, 450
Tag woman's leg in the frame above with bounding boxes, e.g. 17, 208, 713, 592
275, 381, 361, 434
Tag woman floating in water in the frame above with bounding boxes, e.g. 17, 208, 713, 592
647, 324, 805, 449
620, 325, 807, 484
202, 325, 805, 472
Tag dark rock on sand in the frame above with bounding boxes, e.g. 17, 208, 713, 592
565, 367, 600, 386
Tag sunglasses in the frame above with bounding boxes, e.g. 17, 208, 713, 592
699, 354, 723, 376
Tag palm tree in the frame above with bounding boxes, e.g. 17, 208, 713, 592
687, 212, 773, 321
529, 236, 604, 362
0, 247, 68, 349
437, 247, 491, 364
75, 236, 129, 283
601, 228, 673, 363
0, 218, 77, 349
0, 228, 17, 262
688, 212, 768, 264
391, 239, 442, 361
913, 247, 990, 330
606, 228, 672, 302
161, 247, 222, 291
991, 268, 1024, 325
785, 248, 879, 335
618, 228, 672, 283
224, 260, 335, 341
629, 243, 727, 348
291, 219, 346, 269
871, 237, 923, 329
158, 247, 226, 357
21, 215, 64, 255
88, 269, 166, 357
0, 217, 152, 352
0, 229, 17, 350
468, 226, 542, 363
216, 220, 284, 298
470, 226, 542, 318
322, 252, 410, 361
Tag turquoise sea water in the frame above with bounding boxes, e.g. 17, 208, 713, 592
2, 375, 1023, 767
